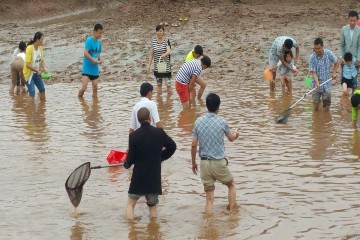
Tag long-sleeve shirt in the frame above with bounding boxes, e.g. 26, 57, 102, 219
124, 122, 176, 195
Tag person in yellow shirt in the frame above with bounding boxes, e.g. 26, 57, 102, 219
185, 45, 208, 101
351, 89, 360, 128
23, 32, 47, 101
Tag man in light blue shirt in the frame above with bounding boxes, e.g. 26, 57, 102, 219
309, 38, 339, 111
78, 23, 103, 98
191, 93, 239, 215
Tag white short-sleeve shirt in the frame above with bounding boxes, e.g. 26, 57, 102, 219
130, 97, 160, 130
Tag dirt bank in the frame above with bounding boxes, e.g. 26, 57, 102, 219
1, 0, 360, 86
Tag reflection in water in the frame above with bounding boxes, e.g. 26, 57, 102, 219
156, 94, 176, 131
79, 97, 104, 141
309, 112, 333, 160
15, 96, 50, 153
128, 219, 163, 240
177, 109, 197, 134
70, 221, 84, 240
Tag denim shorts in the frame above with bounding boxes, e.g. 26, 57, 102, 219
26, 73, 45, 97
128, 193, 159, 207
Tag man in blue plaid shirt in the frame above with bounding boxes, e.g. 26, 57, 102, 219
191, 93, 239, 215
309, 38, 339, 111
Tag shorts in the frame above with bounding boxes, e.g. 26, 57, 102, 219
341, 77, 358, 89
175, 81, 189, 103
312, 91, 331, 106
128, 193, 159, 207
200, 158, 234, 192
156, 77, 171, 87
10, 57, 25, 86
82, 74, 99, 81
26, 73, 45, 97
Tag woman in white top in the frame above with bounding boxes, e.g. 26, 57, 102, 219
147, 25, 172, 96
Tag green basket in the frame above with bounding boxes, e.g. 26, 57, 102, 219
304, 75, 311, 88
41, 72, 52, 79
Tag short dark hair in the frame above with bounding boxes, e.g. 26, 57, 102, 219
156, 25, 164, 32
201, 56, 211, 68
94, 23, 103, 31
137, 107, 150, 123
140, 82, 153, 97
284, 39, 293, 49
206, 93, 220, 112
344, 52, 353, 62
18, 41, 26, 52
349, 10, 359, 19
314, 38, 323, 46
351, 94, 360, 108
194, 45, 203, 55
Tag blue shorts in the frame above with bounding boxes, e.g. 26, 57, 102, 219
26, 73, 45, 97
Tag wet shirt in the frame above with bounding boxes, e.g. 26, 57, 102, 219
309, 49, 337, 92
175, 59, 202, 85
192, 112, 230, 160
151, 37, 171, 73
130, 97, 160, 130
82, 36, 102, 76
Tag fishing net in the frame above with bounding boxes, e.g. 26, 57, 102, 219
65, 162, 91, 208
275, 108, 292, 124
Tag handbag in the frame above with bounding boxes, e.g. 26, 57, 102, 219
157, 56, 167, 73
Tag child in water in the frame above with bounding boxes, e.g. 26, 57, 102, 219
271, 51, 297, 92
340, 52, 358, 96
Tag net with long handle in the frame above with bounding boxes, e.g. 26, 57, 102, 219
65, 162, 91, 208
275, 78, 332, 124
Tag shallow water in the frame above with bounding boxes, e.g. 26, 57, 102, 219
1, 75, 360, 240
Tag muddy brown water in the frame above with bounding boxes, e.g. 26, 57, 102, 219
1, 1, 360, 239
1, 75, 360, 239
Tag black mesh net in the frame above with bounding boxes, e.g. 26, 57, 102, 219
65, 162, 91, 208
275, 109, 292, 124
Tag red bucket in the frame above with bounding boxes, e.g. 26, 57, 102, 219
106, 150, 127, 164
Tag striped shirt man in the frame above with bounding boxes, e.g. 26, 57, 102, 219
175, 59, 202, 85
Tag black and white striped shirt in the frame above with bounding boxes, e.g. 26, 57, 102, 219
175, 59, 202, 84
151, 37, 171, 73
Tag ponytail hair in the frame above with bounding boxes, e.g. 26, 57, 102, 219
27, 31, 43, 46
